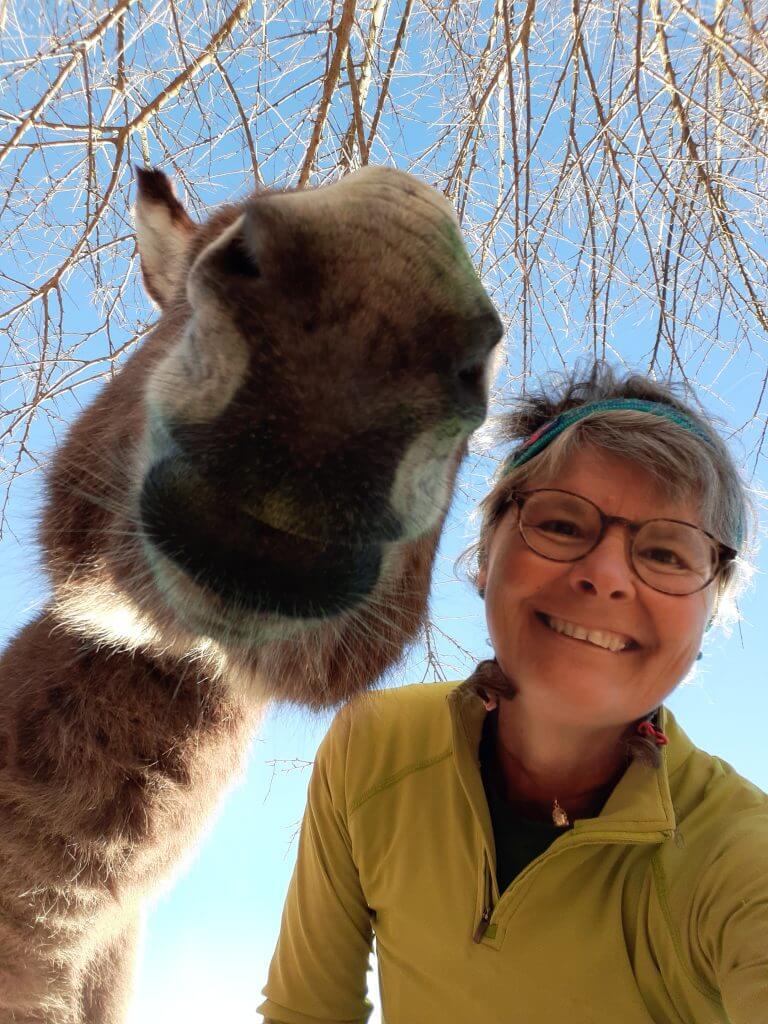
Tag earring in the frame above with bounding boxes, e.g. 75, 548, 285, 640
696, 651, 703, 662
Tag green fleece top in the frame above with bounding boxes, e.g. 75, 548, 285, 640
258, 681, 768, 1024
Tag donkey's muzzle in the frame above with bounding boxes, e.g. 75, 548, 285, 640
139, 456, 384, 617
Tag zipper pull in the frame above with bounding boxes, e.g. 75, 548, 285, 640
473, 906, 492, 943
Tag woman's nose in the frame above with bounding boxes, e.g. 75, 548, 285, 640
567, 524, 637, 600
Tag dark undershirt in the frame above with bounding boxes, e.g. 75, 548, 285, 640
479, 708, 572, 894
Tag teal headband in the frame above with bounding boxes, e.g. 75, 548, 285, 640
500, 399, 716, 475
499, 398, 743, 548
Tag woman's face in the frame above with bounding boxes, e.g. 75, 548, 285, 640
477, 446, 716, 730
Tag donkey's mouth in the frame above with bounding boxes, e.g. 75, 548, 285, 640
139, 459, 382, 618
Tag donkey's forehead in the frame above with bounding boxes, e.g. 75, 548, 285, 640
275, 165, 455, 220
190, 167, 456, 262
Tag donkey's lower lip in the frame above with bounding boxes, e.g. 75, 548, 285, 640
141, 490, 383, 618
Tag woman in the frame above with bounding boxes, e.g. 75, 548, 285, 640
258, 366, 767, 1024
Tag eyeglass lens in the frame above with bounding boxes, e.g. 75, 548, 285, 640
517, 491, 718, 595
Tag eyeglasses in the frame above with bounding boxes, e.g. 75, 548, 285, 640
506, 489, 737, 596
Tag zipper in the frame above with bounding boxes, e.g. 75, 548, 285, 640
472, 857, 494, 943
471, 829, 668, 945
472, 905, 492, 943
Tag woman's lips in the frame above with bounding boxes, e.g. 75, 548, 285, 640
535, 611, 639, 653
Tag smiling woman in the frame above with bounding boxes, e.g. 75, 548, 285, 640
477, 447, 723, 821
259, 364, 768, 1024
463, 369, 749, 832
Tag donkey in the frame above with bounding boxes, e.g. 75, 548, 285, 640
0, 165, 502, 1022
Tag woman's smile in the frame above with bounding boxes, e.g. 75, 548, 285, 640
534, 611, 639, 653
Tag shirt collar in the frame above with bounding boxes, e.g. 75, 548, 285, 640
447, 680, 695, 840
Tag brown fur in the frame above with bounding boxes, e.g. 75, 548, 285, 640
0, 165, 501, 1021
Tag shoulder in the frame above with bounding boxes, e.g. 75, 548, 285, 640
664, 710, 767, 830
681, 761, 768, 984
316, 681, 460, 799
688, 753, 768, 871
324, 680, 458, 751
671, 734, 768, 834
662, 727, 768, 903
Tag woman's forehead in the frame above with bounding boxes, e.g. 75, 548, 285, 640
523, 447, 700, 522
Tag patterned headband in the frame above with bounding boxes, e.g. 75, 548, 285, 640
499, 398, 742, 548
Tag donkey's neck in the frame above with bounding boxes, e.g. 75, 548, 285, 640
0, 612, 259, 897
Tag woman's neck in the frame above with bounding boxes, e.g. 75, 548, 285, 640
493, 700, 630, 822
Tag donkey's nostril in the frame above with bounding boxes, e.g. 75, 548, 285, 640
456, 364, 487, 403
215, 235, 260, 279
454, 360, 489, 421
473, 308, 504, 352
458, 363, 485, 391
452, 310, 499, 420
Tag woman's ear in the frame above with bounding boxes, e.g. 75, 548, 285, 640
704, 585, 718, 632
707, 587, 721, 630
477, 565, 487, 598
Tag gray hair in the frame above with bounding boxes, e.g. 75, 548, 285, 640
457, 364, 753, 625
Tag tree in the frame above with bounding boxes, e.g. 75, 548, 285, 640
2, 0, 768, 537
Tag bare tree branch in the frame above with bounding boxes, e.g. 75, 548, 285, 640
299, 0, 357, 186
0, 0, 135, 169
2, 0, 768, 546
650, 0, 768, 333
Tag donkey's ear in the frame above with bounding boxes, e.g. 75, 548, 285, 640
133, 167, 196, 309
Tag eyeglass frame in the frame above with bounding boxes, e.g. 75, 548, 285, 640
504, 488, 738, 596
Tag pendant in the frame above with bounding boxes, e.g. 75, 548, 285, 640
552, 798, 569, 827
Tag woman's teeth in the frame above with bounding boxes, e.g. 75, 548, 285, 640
542, 614, 632, 653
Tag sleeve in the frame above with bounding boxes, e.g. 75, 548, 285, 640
692, 816, 768, 1023
257, 708, 375, 1024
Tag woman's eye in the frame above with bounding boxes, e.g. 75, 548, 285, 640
538, 518, 582, 537
642, 546, 687, 568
